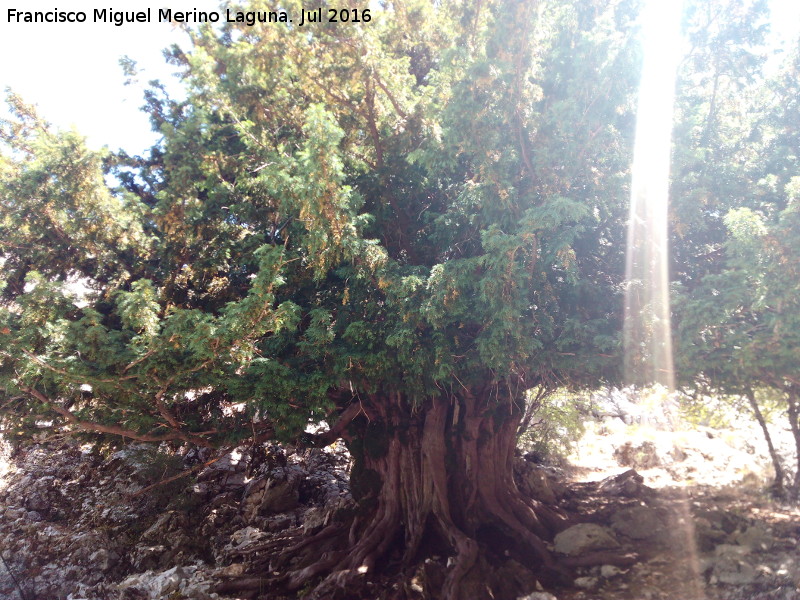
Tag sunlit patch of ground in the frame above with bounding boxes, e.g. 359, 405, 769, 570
567, 419, 779, 490
556, 417, 800, 600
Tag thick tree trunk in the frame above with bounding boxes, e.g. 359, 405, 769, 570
327, 390, 569, 599
219, 388, 581, 599
745, 389, 785, 497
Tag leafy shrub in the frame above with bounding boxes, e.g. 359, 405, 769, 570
518, 389, 588, 463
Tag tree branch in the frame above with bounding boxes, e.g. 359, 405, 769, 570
13, 349, 137, 384
18, 385, 214, 447
305, 401, 362, 447
373, 73, 408, 121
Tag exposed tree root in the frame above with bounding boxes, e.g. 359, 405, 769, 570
217, 389, 631, 600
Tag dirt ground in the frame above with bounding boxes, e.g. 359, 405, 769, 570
0, 413, 798, 600
546, 420, 800, 600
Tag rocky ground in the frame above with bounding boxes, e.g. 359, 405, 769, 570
0, 409, 798, 600
0, 438, 353, 600
546, 410, 800, 600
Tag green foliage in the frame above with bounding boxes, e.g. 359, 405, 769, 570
679, 393, 742, 429
518, 389, 588, 462
674, 39, 800, 399
668, 15, 800, 492
0, 0, 647, 451
116, 280, 161, 340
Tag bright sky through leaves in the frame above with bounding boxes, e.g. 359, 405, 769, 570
0, 0, 798, 155
0, 0, 220, 154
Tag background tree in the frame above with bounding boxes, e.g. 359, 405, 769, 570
672, 3, 800, 497
670, 0, 770, 284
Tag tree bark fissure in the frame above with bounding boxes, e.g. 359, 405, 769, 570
219, 390, 573, 599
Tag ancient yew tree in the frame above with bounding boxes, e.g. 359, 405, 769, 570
1, 0, 641, 597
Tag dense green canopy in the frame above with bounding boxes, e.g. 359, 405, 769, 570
0, 0, 638, 447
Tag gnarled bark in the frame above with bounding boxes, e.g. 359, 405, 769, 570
220, 388, 580, 599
